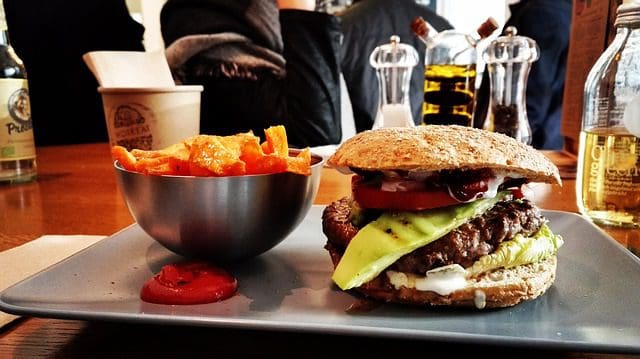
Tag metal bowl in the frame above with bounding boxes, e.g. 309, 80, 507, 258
114, 150, 323, 263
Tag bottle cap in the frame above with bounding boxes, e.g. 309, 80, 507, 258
410, 17, 429, 40
369, 35, 419, 69
615, 3, 640, 27
477, 17, 499, 39
483, 26, 539, 64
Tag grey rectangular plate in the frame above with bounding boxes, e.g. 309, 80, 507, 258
1, 206, 640, 354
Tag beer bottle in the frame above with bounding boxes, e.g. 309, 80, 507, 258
0, 0, 36, 184
577, 3, 640, 227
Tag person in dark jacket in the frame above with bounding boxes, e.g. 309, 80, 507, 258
510, 0, 571, 150
339, 0, 453, 132
3, 0, 145, 146
161, 0, 342, 147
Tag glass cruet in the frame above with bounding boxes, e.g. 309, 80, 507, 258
416, 17, 497, 126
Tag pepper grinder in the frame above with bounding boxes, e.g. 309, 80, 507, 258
369, 35, 419, 129
482, 26, 539, 144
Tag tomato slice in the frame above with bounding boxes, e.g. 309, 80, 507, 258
352, 176, 460, 211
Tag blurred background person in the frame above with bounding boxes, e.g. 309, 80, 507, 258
509, 0, 571, 150
161, 0, 343, 148
4, 0, 145, 146
339, 0, 453, 132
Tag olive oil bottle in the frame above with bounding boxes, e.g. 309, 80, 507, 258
416, 17, 497, 126
422, 63, 476, 126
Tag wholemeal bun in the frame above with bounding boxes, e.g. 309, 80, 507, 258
327, 126, 561, 185
326, 244, 557, 309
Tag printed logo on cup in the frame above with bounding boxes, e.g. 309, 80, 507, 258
100, 85, 203, 152
108, 103, 155, 150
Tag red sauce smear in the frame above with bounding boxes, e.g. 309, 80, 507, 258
510, 187, 525, 199
140, 261, 237, 305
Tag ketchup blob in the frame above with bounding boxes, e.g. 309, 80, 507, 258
140, 261, 237, 305
510, 187, 525, 199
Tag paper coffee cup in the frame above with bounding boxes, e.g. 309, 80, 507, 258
99, 85, 203, 151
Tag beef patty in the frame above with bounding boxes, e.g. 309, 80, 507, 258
322, 196, 544, 274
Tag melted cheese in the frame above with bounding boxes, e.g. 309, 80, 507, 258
386, 264, 469, 296
474, 289, 487, 309
386, 266, 487, 309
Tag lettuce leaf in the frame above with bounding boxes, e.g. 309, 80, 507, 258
332, 193, 508, 290
467, 224, 563, 276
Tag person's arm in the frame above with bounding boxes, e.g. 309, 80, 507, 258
275, 10, 343, 145
160, 0, 342, 146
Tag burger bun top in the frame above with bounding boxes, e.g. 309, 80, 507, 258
328, 126, 561, 185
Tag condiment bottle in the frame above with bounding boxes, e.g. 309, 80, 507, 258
0, 0, 36, 184
482, 26, 539, 144
416, 17, 498, 126
577, 3, 640, 227
369, 35, 419, 128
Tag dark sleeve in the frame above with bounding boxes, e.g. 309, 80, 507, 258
277, 10, 342, 146
161, 0, 268, 50
511, 6, 567, 137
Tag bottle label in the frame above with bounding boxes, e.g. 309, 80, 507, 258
578, 129, 640, 225
0, 78, 35, 160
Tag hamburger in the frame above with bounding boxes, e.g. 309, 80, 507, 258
322, 126, 563, 309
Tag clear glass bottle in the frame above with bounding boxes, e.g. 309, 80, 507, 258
0, 0, 36, 184
415, 17, 498, 126
577, 3, 640, 227
482, 26, 539, 144
369, 35, 419, 128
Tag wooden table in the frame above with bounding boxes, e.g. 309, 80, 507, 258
0, 143, 638, 358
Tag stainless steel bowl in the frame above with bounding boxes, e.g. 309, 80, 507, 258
114, 150, 323, 263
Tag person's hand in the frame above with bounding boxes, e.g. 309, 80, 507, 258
277, 0, 315, 11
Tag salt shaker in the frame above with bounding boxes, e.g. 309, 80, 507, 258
369, 35, 419, 128
482, 26, 539, 144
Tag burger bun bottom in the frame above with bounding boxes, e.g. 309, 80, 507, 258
327, 246, 557, 309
